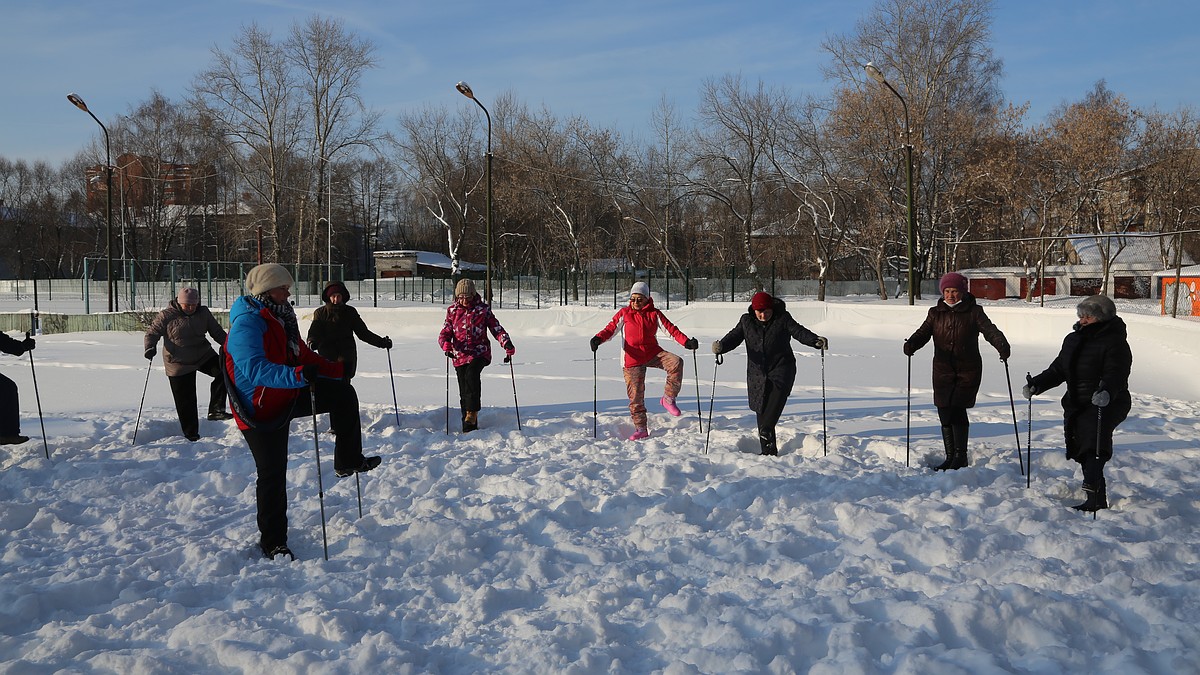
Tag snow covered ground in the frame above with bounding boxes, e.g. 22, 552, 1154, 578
1, 297, 1198, 673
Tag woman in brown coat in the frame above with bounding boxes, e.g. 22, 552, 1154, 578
903, 272, 1010, 470
144, 287, 231, 441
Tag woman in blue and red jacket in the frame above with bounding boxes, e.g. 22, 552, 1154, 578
438, 277, 514, 433
224, 264, 380, 561
590, 281, 698, 440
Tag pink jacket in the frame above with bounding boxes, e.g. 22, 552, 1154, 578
438, 293, 512, 367
595, 298, 689, 368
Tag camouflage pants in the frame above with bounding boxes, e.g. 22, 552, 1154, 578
623, 351, 683, 428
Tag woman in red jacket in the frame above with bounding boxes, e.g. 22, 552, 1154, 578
591, 282, 698, 440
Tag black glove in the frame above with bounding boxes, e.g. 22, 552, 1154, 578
503, 354, 512, 364
814, 337, 828, 351
382, 337, 393, 350
144, 347, 156, 360
21, 336, 35, 354
302, 364, 321, 385
590, 336, 602, 352
711, 340, 723, 355
444, 350, 455, 359
903, 341, 915, 357
998, 345, 1011, 361
684, 337, 699, 351
1091, 390, 1110, 407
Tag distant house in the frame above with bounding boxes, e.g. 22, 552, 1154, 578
372, 250, 485, 278
956, 233, 1193, 300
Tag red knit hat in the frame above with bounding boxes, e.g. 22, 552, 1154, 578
938, 272, 968, 293
750, 292, 773, 310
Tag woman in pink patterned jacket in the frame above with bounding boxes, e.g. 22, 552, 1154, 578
590, 282, 698, 440
438, 278, 514, 432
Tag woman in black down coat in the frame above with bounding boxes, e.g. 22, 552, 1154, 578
904, 272, 1010, 470
1023, 294, 1132, 512
712, 292, 826, 456
306, 280, 392, 381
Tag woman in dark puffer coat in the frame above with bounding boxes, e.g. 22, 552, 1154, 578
712, 292, 826, 456
306, 280, 392, 381
904, 272, 1010, 470
1023, 294, 1132, 512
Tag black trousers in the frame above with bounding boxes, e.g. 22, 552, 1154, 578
167, 353, 228, 438
455, 358, 488, 414
755, 380, 790, 455
0, 372, 19, 436
240, 378, 365, 553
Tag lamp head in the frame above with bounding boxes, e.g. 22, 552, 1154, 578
455, 81, 475, 99
864, 62, 886, 85
67, 93, 90, 112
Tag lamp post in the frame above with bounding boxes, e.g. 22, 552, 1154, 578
455, 81, 493, 303
315, 153, 334, 281
67, 93, 115, 312
864, 63, 917, 305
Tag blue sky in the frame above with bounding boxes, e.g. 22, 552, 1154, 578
3, 0, 1198, 166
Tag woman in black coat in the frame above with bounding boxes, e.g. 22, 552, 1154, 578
904, 272, 1010, 470
712, 292, 826, 456
306, 280, 392, 381
1024, 294, 1132, 512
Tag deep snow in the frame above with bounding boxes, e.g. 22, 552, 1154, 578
0, 297, 1198, 674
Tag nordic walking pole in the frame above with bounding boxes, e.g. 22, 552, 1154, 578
820, 344, 828, 457
1093, 381, 1105, 520
1003, 359, 1025, 476
1026, 373, 1034, 490
309, 383, 330, 560
592, 351, 598, 439
692, 350, 703, 433
25, 333, 48, 459
132, 352, 154, 447
905, 352, 912, 468
506, 355, 521, 430
704, 354, 722, 455
445, 353, 451, 435
386, 347, 400, 426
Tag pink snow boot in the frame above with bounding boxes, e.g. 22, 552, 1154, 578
661, 396, 682, 417
628, 427, 650, 441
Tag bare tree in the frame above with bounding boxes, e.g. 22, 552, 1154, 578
691, 74, 789, 288
193, 23, 305, 263
824, 0, 1004, 297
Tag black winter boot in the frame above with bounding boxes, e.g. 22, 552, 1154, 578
1072, 481, 1109, 512
759, 428, 778, 456
948, 423, 970, 469
933, 426, 959, 471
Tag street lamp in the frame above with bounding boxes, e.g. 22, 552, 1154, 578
456, 80, 493, 303
67, 92, 116, 312
864, 63, 917, 305
315, 153, 334, 281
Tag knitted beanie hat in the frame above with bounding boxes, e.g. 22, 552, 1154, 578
938, 272, 968, 293
455, 278, 476, 298
750, 291, 773, 311
245, 263, 294, 295
630, 281, 650, 297
177, 287, 199, 305
1077, 294, 1117, 322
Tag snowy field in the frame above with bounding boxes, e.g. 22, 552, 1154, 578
1, 297, 1198, 673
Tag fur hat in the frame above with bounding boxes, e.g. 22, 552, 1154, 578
176, 287, 199, 305
245, 263, 294, 296
322, 280, 350, 303
938, 272, 968, 293
1077, 294, 1117, 322
630, 281, 650, 297
750, 291, 773, 311
455, 278, 476, 298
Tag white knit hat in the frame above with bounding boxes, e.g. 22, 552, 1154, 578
630, 281, 649, 297
245, 263, 295, 295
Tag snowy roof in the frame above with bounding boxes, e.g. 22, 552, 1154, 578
1066, 233, 1193, 266
374, 249, 485, 271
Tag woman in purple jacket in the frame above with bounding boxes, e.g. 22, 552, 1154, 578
438, 278, 514, 432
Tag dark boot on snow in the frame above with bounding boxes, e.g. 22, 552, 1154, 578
1072, 481, 1109, 512
933, 425, 968, 471
759, 428, 778, 456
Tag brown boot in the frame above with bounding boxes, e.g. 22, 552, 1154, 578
463, 410, 478, 433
